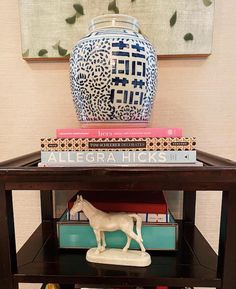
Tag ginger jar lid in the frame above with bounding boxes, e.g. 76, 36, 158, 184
89, 14, 140, 33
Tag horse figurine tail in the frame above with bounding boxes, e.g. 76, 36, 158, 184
128, 214, 143, 242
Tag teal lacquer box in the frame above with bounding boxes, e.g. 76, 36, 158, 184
57, 211, 178, 251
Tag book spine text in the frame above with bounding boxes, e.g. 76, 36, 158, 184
41, 137, 196, 151
56, 128, 182, 138
41, 150, 197, 164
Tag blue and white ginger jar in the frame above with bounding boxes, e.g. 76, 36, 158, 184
70, 14, 157, 127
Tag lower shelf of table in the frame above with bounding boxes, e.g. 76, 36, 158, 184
15, 221, 221, 288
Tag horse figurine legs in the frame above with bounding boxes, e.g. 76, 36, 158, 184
123, 235, 131, 252
93, 229, 106, 253
122, 230, 146, 252
121, 216, 146, 252
101, 231, 106, 250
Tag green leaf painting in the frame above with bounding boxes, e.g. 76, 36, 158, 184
19, 0, 215, 58
58, 45, 68, 56
108, 0, 119, 14
73, 3, 84, 15
65, 3, 84, 24
66, 14, 77, 24
52, 41, 60, 50
38, 49, 48, 57
184, 33, 194, 41
52, 41, 67, 56
203, 0, 212, 7
22, 49, 29, 57
170, 11, 177, 27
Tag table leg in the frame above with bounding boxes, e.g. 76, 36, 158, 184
0, 184, 17, 289
40, 190, 53, 221
183, 191, 196, 224
218, 187, 236, 289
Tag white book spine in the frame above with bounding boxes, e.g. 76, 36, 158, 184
41, 150, 197, 164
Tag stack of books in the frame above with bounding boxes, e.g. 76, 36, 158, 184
39, 127, 201, 167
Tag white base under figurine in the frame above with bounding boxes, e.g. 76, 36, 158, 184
86, 248, 151, 267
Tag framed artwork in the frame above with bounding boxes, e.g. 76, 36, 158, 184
19, 0, 215, 60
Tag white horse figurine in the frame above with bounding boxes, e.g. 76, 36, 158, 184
70, 195, 146, 254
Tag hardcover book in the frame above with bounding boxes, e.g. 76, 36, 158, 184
68, 199, 167, 215
68, 191, 168, 219
41, 137, 196, 151
38, 161, 203, 168
56, 127, 182, 138
68, 211, 170, 223
40, 150, 197, 164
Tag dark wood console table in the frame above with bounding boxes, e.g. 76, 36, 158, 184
0, 150, 236, 289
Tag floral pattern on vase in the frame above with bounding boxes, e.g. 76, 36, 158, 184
70, 14, 157, 126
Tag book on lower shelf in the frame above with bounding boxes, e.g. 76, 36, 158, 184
67, 191, 168, 222
68, 211, 170, 223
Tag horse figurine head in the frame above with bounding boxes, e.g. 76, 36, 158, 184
70, 195, 84, 216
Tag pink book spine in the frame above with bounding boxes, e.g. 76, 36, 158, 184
56, 127, 182, 138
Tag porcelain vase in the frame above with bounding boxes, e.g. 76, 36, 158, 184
70, 14, 157, 127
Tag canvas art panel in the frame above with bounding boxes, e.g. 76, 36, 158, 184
19, 0, 215, 59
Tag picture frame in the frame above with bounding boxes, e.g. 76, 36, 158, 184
19, 0, 215, 60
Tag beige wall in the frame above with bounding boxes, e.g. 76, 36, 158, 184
0, 0, 236, 288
